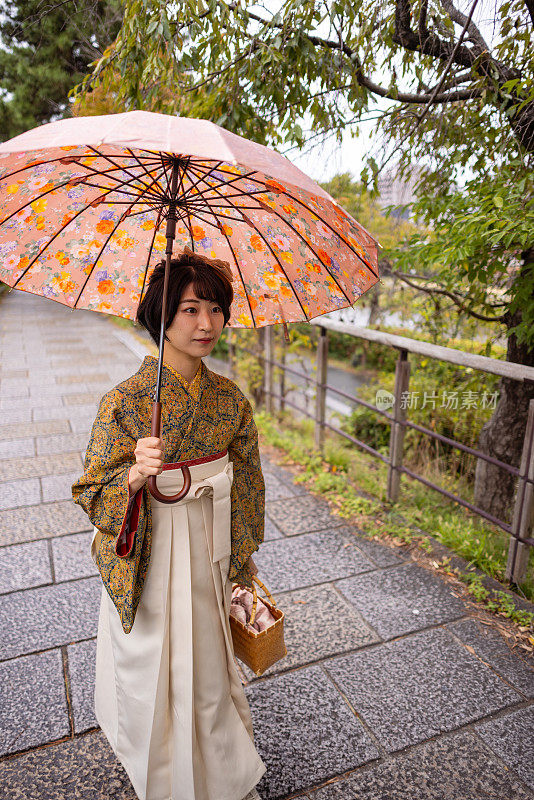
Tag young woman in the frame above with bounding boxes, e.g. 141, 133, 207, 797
72, 247, 266, 800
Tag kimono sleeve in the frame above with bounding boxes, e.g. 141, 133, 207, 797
227, 395, 265, 588
71, 388, 143, 558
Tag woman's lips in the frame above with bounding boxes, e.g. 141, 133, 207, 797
195, 338, 212, 342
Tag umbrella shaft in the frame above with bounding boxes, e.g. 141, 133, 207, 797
154, 160, 181, 410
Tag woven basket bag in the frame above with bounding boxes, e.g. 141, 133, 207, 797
230, 574, 287, 676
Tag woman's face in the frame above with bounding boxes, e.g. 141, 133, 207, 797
164, 281, 225, 358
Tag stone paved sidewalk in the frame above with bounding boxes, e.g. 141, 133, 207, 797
1, 290, 533, 800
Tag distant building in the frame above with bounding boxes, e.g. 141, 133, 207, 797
377, 165, 423, 220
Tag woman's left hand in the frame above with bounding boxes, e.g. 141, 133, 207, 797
247, 555, 258, 574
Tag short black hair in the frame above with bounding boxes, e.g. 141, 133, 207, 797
137, 247, 234, 347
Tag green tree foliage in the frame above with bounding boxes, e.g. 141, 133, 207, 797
69, 0, 533, 347
0, 0, 122, 139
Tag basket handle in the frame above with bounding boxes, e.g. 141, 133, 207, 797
248, 574, 277, 626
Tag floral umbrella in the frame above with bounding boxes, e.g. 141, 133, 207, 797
0, 110, 380, 501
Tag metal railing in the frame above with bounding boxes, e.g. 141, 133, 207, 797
227, 320, 534, 585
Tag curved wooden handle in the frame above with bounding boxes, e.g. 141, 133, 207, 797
147, 400, 192, 504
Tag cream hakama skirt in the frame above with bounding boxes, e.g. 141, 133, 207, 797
90, 451, 267, 800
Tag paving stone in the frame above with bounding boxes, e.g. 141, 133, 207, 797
69, 415, 97, 433
261, 458, 308, 495
0, 408, 32, 424
0, 649, 70, 756
0, 476, 41, 510
335, 561, 466, 640
0, 395, 58, 411
0, 380, 29, 396
52, 356, 128, 369
342, 526, 407, 568
63, 391, 106, 406
0, 369, 28, 378
248, 663, 380, 799
448, 618, 534, 699
323, 627, 523, 753
240, 583, 380, 681
28, 383, 92, 397
309, 730, 533, 799
0, 729, 138, 799
266, 495, 345, 534
0, 576, 100, 659
475, 705, 534, 791
32, 404, 98, 422
36, 433, 91, 456
68, 639, 97, 733
0, 500, 91, 545
264, 471, 297, 501
0, 419, 70, 441
264, 515, 283, 541
0, 539, 52, 593
41, 471, 82, 503
0, 452, 82, 481
0, 436, 35, 459
56, 372, 111, 384
255, 527, 378, 593
52, 532, 98, 581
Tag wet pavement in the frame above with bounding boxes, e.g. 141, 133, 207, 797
1, 290, 533, 799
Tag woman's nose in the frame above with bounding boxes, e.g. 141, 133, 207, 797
198, 310, 213, 330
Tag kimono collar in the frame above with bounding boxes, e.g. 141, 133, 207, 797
136, 354, 214, 399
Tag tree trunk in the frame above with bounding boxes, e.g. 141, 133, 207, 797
474, 258, 534, 522
368, 283, 381, 326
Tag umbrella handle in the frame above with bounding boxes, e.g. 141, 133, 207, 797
147, 401, 191, 504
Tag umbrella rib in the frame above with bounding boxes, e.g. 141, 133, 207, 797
178, 158, 225, 204
67, 154, 162, 201
175, 158, 189, 205
87, 145, 161, 200
10, 200, 103, 289
0, 177, 84, 228
125, 148, 166, 197
186, 163, 309, 322
181, 201, 257, 327
70, 179, 162, 204
178, 205, 196, 251
10, 162, 164, 290
159, 153, 172, 197
74, 157, 167, 202
72, 166, 168, 309
231, 173, 379, 280
139, 207, 164, 305
183, 205, 260, 225
185, 159, 259, 196
253, 202, 354, 307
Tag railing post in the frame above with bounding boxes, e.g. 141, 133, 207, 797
227, 327, 235, 381
387, 349, 410, 503
314, 326, 328, 452
264, 324, 274, 414
506, 398, 534, 584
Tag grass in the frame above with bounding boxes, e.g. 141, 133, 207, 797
255, 407, 534, 641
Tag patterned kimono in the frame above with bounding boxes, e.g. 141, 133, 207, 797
72, 354, 265, 635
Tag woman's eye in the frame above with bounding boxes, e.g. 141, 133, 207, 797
184, 306, 221, 313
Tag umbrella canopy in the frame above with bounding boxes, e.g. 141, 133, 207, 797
0, 110, 380, 504
0, 111, 380, 330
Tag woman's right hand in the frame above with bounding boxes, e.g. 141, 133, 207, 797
128, 437, 165, 494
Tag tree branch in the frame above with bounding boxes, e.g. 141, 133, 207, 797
439, 0, 489, 51
388, 268, 508, 322
415, 0, 481, 128
240, 6, 482, 105
522, 0, 534, 27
